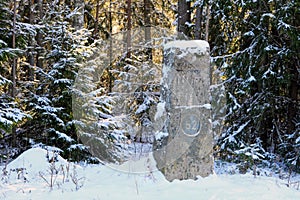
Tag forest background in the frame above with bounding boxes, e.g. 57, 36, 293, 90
0, 0, 299, 172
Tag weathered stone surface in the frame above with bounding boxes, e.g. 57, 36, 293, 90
153, 40, 213, 181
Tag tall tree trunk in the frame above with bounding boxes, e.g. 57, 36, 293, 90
287, 61, 299, 133
144, 0, 152, 60
177, 0, 191, 37
93, 0, 100, 39
126, 0, 132, 59
28, 0, 34, 82
195, 3, 203, 40
287, 2, 299, 134
107, 0, 113, 92
11, 0, 17, 147
205, 4, 210, 41
36, 0, 43, 71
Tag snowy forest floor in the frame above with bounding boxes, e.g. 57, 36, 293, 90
0, 147, 299, 200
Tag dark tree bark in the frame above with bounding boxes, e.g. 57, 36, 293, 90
36, 0, 43, 70
205, 4, 210, 41
287, 5, 300, 134
177, 0, 191, 37
28, 0, 34, 82
11, 0, 17, 147
144, 0, 152, 60
287, 62, 299, 133
107, 0, 113, 92
195, 3, 203, 40
126, 0, 132, 59
144, 0, 151, 41
93, 0, 100, 39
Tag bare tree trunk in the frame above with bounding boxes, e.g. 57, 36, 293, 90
107, 0, 113, 93
144, 0, 152, 60
28, 0, 34, 81
177, 0, 191, 37
126, 0, 132, 59
205, 4, 210, 41
287, 65, 299, 133
11, 0, 17, 147
93, 0, 100, 39
36, 0, 43, 71
195, 3, 203, 40
287, 5, 299, 134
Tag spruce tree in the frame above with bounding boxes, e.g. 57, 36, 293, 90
0, 0, 29, 148
211, 0, 299, 170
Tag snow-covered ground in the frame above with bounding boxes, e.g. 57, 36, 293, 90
0, 147, 299, 200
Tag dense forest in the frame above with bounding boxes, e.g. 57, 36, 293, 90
0, 0, 299, 172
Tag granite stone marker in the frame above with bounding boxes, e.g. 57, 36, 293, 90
153, 40, 213, 181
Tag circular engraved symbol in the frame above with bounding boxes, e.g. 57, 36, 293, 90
181, 113, 200, 136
